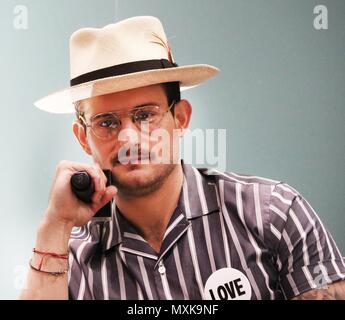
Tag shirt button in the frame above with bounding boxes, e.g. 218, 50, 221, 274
158, 265, 166, 275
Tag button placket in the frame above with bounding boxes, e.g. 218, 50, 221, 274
158, 260, 166, 275
156, 259, 172, 299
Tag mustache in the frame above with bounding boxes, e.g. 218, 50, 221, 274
111, 147, 153, 166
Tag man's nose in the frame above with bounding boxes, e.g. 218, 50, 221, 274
118, 117, 140, 143
120, 117, 138, 131
120, 118, 150, 136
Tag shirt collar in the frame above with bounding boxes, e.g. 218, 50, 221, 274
101, 161, 220, 252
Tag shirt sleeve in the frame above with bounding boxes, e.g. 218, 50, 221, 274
267, 182, 345, 299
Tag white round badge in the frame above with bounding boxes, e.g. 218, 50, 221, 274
204, 268, 252, 300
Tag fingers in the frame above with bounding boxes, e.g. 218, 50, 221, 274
57, 160, 113, 209
88, 163, 108, 203
69, 162, 106, 199
85, 162, 113, 208
91, 186, 118, 213
93, 163, 107, 192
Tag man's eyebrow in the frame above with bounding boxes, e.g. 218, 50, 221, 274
113, 102, 160, 112
91, 102, 160, 117
132, 102, 159, 108
104, 102, 159, 111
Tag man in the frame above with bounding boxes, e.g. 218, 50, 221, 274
20, 16, 345, 300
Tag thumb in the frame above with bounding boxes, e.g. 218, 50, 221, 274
100, 186, 117, 205
92, 186, 117, 213
104, 185, 118, 200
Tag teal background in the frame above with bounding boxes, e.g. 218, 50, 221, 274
0, 0, 344, 299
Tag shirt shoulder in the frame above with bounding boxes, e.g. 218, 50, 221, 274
200, 168, 282, 186
199, 167, 294, 216
198, 167, 304, 246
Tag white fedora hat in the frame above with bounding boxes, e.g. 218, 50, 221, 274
34, 16, 220, 114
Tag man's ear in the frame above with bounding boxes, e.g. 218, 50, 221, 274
72, 121, 92, 155
173, 99, 192, 132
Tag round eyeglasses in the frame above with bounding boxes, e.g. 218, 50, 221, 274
79, 101, 175, 140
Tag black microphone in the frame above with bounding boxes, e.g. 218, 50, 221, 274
70, 171, 95, 203
70, 170, 113, 219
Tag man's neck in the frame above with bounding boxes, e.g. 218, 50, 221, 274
115, 164, 184, 253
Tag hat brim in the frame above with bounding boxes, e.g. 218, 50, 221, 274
34, 64, 220, 114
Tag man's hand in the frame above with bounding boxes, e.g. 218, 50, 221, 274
44, 160, 117, 230
20, 161, 117, 300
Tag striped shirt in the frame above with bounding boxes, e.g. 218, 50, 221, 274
68, 163, 345, 300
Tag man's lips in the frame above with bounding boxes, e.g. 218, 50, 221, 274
125, 155, 150, 163
112, 151, 152, 166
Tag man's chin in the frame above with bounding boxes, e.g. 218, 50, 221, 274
111, 163, 176, 198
